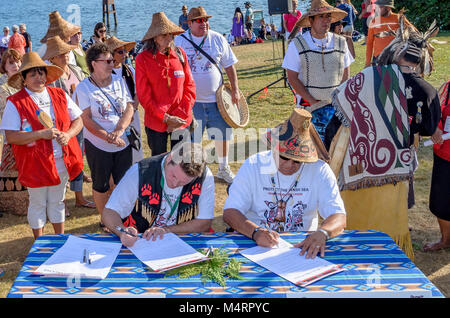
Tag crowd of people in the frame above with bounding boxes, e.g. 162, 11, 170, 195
0, 0, 448, 279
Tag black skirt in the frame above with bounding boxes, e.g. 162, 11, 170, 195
429, 153, 450, 221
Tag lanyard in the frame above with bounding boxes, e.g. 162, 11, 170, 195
160, 174, 181, 221
188, 29, 208, 57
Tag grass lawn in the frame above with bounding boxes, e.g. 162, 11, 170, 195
0, 31, 449, 298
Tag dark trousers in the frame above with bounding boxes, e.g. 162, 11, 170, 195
145, 127, 187, 156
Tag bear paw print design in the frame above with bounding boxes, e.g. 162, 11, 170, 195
191, 183, 202, 195
148, 193, 160, 205
181, 192, 193, 204
141, 184, 152, 196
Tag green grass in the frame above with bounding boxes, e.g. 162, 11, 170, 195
0, 31, 449, 298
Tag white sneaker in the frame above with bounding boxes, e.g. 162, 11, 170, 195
216, 166, 235, 184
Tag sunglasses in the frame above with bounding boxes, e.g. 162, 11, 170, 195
98, 29, 107, 33
95, 59, 114, 64
193, 18, 208, 23
115, 49, 126, 54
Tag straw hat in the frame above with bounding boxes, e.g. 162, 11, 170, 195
142, 12, 185, 42
40, 11, 81, 43
293, 0, 347, 28
42, 35, 77, 61
106, 36, 136, 53
187, 7, 212, 21
266, 109, 325, 163
8, 52, 64, 90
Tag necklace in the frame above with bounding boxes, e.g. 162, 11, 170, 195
310, 32, 330, 72
188, 29, 208, 60
270, 164, 304, 231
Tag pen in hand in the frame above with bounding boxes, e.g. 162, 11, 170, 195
115, 226, 143, 238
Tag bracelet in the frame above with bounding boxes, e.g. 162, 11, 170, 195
251, 226, 261, 241
317, 228, 330, 240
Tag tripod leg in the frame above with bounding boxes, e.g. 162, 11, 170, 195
247, 77, 286, 102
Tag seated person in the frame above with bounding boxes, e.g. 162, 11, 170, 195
223, 109, 346, 259
102, 142, 215, 247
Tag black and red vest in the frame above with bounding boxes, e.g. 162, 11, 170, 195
122, 153, 206, 233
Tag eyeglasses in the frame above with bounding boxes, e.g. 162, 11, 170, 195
95, 59, 114, 64
115, 49, 126, 54
98, 29, 107, 33
193, 18, 208, 23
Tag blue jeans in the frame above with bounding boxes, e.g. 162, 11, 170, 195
191, 102, 233, 142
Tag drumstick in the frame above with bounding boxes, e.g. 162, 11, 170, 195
36, 109, 54, 129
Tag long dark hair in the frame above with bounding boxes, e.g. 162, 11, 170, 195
234, 7, 242, 15
143, 37, 176, 55
94, 22, 106, 38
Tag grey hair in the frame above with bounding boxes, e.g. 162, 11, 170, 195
12, 25, 19, 32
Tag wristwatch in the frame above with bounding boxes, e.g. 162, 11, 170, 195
317, 228, 330, 240
251, 226, 261, 241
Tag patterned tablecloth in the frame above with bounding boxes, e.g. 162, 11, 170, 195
7, 230, 444, 298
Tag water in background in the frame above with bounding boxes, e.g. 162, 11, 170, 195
0, 0, 310, 51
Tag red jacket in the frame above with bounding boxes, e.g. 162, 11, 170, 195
434, 81, 450, 162
135, 47, 196, 132
7, 87, 83, 188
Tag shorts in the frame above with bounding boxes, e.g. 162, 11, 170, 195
27, 167, 69, 229
192, 102, 233, 142
343, 24, 354, 33
85, 139, 132, 193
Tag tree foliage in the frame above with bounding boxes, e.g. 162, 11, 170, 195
348, 0, 449, 32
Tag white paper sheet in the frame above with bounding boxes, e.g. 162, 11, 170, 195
34, 235, 122, 279
239, 238, 344, 287
128, 233, 209, 272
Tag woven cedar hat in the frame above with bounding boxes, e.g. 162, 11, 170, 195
106, 36, 136, 53
187, 6, 212, 21
293, 0, 347, 28
142, 12, 185, 42
40, 11, 81, 43
266, 108, 329, 163
42, 35, 77, 61
8, 52, 64, 90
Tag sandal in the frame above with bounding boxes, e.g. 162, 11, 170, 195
75, 201, 96, 209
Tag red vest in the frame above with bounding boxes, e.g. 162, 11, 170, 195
434, 82, 450, 162
7, 87, 83, 188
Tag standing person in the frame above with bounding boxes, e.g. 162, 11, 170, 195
0, 27, 11, 56
282, 0, 353, 142
328, 25, 440, 259
82, 22, 108, 51
179, 5, 189, 31
425, 80, 450, 252
68, 30, 90, 77
0, 52, 83, 239
39, 11, 82, 59
8, 25, 26, 56
365, 0, 411, 67
244, 2, 254, 33
358, 0, 376, 45
136, 12, 196, 157
107, 36, 143, 163
19, 24, 32, 53
43, 36, 95, 211
0, 49, 27, 216
72, 43, 134, 231
283, 0, 302, 40
231, 7, 245, 45
336, 0, 356, 58
174, 7, 241, 184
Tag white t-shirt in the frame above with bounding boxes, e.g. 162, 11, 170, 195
282, 31, 354, 104
174, 29, 238, 103
72, 74, 133, 152
105, 155, 215, 227
224, 150, 346, 232
0, 88, 82, 172
0, 35, 11, 48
